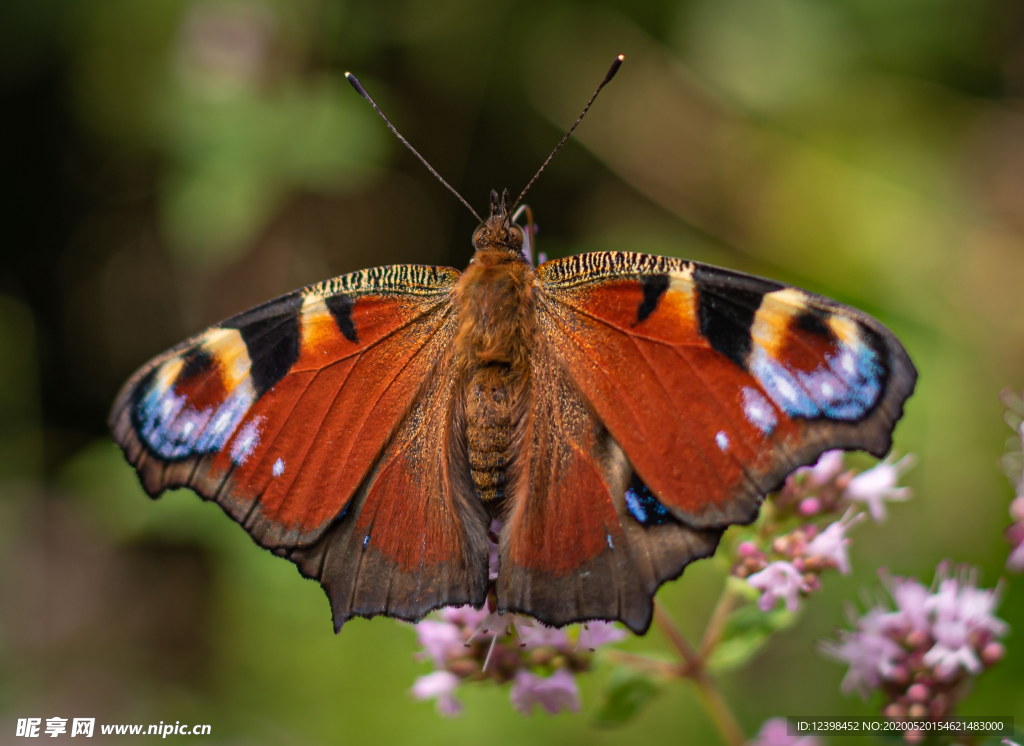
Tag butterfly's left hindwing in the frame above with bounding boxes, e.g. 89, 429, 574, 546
534, 252, 916, 534
111, 265, 490, 625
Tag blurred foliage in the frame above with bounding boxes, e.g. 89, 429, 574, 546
1, 0, 1023, 743
591, 667, 664, 727
706, 580, 798, 674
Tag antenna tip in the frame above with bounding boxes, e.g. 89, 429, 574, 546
604, 54, 624, 83
345, 72, 370, 100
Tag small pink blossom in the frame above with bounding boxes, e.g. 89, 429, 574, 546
805, 511, 865, 575
747, 561, 806, 612
954, 583, 1008, 636
926, 572, 1007, 636
516, 619, 570, 649
415, 620, 464, 667
821, 608, 903, 697
577, 621, 627, 650
879, 577, 931, 634
843, 454, 914, 521
923, 618, 981, 679
411, 671, 462, 716
748, 717, 823, 746
510, 668, 580, 715
803, 450, 846, 487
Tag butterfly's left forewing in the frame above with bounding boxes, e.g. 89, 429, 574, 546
111, 265, 489, 626
498, 252, 915, 632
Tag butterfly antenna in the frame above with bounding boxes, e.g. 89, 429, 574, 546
510, 54, 624, 214
345, 72, 484, 224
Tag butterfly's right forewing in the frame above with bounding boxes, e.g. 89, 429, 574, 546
111, 264, 489, 626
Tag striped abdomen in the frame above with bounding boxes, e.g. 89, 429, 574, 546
464, 366, 520, 508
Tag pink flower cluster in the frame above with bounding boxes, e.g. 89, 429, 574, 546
409, 521, 626, 716
775, 450, 914, 522
733, 451, 913, 612
821, 564, 1007, 743
410, 604, 625, 716
999, 388, 1024, 573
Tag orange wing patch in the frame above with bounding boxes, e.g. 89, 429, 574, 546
110, 265, 462, 548
537, 252, 916, 530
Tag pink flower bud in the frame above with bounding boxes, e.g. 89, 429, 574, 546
889, 665, 910, 685
981, 641, 1006, 665
738, 541, 759, 558
1011, 496, 1024, 523
906, 683, 929, 702
905, 629, 929, 650
798, 498, 821, 516
883, 702, 906, 719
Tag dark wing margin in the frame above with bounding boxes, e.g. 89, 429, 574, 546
110, 264, 489, 626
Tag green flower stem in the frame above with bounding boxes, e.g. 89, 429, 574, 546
699, 584, 740, 660
604, 650, 679, 677
654, 600, 746, 746
654, 599, 701, 669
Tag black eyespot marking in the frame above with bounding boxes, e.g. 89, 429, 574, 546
624, 473, 675, 527
325, 295, 359, 343
637, 274, 669, 324
795, 309, 831, 337
223, 294, 303, 397
179, 348, 216, 381
694, 267, 781, 368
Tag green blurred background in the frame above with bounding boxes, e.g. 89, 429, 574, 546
1, 0, 1023, 743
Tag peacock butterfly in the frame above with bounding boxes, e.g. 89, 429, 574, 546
109, 56, 916, 634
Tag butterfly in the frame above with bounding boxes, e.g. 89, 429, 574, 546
109, 56, 916, 635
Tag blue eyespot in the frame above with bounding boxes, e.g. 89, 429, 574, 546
624, 474, 674, 527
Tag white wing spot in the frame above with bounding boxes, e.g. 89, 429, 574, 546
716, 431, 730, 451
775, 376, 799, 405
230, 417, 264, 465
212, 412, 232, 433
741, 387, 778, 434
273, 458, 285, 477
841, 349, 856, 375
